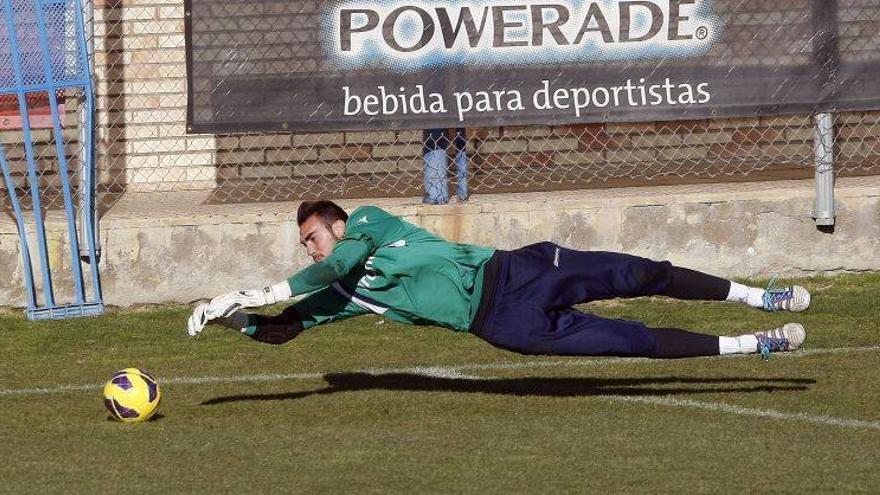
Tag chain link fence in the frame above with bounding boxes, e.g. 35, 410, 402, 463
1, 0, 880, 215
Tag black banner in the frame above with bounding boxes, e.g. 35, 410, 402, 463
184, 0, 880, 133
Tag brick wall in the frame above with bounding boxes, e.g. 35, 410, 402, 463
1, 0, 879, 208
92, 0, 216, 193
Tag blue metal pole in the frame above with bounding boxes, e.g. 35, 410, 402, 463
71, 0, 102, 303
3, 0, 56, 307
0, 143, 38, 310
34, 0, 87, 304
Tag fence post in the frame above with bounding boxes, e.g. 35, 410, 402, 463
812, 112, 835, 227
810, 0, 838, 229
78, 0, 100, 262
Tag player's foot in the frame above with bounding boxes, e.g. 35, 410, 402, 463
755, 323, 806, 359
762, 278, 810, 312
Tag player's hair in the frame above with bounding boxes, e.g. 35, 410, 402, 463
297, 200, 349, 228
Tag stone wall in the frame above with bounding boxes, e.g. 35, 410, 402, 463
2, 177, 878, 308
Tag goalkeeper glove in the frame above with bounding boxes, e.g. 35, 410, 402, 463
187, 303, 209, 337
187, 282, 292, 336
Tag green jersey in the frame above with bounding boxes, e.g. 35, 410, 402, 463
286, 206, 495, 332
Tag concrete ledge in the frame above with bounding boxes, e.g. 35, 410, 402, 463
2, 176, 879, 307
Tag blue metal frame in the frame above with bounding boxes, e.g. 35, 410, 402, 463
1, 0, 103, 320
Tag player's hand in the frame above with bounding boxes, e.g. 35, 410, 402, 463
186, 291, 265, 337
187, 284, 291, 337
187, 303, 210, 336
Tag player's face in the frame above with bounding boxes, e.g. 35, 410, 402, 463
299, 215, 342, 263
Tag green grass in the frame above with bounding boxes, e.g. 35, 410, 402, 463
2, 273, 880, 493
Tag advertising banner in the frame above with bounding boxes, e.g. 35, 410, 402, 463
185, 0, 880, 132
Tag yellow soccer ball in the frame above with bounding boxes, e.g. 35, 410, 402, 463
102, 368, 161, 423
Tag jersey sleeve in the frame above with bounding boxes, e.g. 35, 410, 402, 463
292, 285, 370, 330
286, 236, 372, 295
243, 287, 368, 344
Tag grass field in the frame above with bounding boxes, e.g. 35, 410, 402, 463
2, 274, 879, 493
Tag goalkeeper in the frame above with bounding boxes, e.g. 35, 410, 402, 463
187, 201, 810, 358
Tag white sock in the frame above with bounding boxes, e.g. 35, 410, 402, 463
726, 281, 765, 308
718, 334, 759, 355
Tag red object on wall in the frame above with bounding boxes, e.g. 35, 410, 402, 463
0, 92, 64, 130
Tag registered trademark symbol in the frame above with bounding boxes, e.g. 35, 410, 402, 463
695, 26, 709, 40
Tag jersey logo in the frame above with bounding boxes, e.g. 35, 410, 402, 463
357, 215, 369, 224
358, 256, 378, 289
553, 247, 560, 268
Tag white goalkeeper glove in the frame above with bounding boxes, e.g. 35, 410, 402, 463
187, 303, 210, 337
187, 282, 292, 336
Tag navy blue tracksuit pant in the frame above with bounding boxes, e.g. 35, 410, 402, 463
473, 242, 724, 357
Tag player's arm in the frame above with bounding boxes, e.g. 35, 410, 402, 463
187, 236, 372, 336
207, 286, 369, 344
286, 236, 372, 295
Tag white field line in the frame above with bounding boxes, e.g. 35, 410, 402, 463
2, 344, 879, 398
603, 395, 880, 431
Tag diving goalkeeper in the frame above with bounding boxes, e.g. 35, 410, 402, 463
187, 200, 810, 358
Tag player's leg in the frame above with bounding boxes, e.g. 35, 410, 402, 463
478, 304, 713, 357
501, 243, 679, 308
503, 243, 809, 312
476, 303, 805, 358
724, 277, 811, 312
664, 266, 810, 312
718, 323, 807, 359
651, 322, 806, 359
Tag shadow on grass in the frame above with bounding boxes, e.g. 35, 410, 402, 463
201, 373, 815, 405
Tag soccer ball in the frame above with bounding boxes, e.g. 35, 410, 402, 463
102, 368, 162, 423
